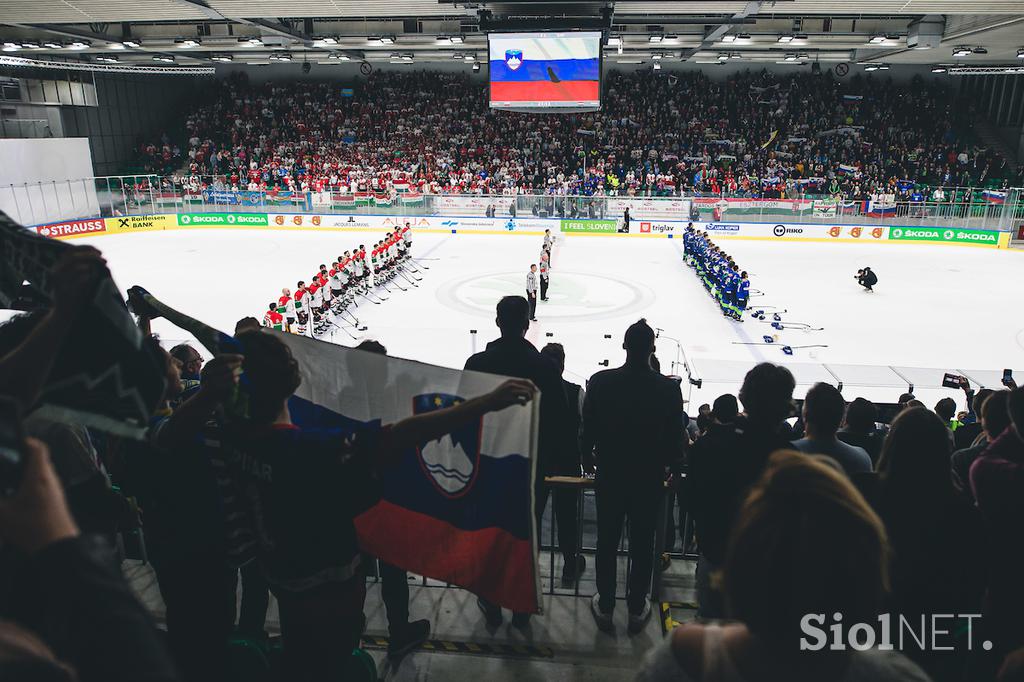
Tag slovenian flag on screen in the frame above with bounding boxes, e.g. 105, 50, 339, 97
490, 34, 600, 104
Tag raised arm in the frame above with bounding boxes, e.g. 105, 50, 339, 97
378, 379, 536, 466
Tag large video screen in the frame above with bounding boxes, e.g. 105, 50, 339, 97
488, 31, 601, 113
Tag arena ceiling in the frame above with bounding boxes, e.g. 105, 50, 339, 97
0, 0, 1021, 70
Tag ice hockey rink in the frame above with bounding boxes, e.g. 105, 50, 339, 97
79, 228, 1024, 409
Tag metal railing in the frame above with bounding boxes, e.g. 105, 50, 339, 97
4, 174, 1022, 232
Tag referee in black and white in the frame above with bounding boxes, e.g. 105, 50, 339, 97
526, 264, 539, 322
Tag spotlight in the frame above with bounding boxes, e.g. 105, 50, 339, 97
869, 35, 886, 44
239, 37, 263, 47
777, 35, 794, 43
211, 54, 233, 62
176, 39, 200, 48
122, 39, 141, 48
152, 55, 175, 63
95, 55, 119, 63
649, 34, 664, 43
722, 34, 737, 43
653, 62, 661, 70
607, 36, 622, 47
449, 35, 464, 44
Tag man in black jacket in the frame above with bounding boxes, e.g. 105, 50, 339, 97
465, 296, 575, 627
855, 266, 878, 291
583, 320, 685, 634
686, 362, 796, 619
540, 342, 586, 588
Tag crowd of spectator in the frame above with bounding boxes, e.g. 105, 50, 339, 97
138, 69, 1022, 203
2, 241, 1024, 682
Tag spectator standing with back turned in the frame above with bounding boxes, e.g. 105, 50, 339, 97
465, 296, 575, 627
584, 319, 685, 634
686, 363, 796, 618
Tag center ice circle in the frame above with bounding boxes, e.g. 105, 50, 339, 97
436, 270, 657, 322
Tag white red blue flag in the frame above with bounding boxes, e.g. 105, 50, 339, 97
274, 332, 542, 613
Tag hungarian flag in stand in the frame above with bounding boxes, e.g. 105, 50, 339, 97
274, 332, 542, 613
489, 35, 599, 104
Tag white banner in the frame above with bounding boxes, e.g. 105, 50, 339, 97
605, 197, 690, 220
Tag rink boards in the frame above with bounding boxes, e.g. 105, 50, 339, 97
28, 212, 1013, 249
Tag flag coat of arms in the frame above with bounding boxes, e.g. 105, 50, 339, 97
273, 332, 543, 613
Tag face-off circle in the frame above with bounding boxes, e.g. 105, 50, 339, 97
436, 271, 657, 323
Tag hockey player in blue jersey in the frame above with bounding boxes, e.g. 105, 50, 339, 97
720, 263, 737, 317
734, 270, 751, 320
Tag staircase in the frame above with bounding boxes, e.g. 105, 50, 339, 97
974, 117, 1021, 166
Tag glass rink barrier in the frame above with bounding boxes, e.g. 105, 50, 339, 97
3, 174, 1022, 233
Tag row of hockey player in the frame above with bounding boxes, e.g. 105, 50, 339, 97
682, 224, 750, 321
262, 223, 413, 336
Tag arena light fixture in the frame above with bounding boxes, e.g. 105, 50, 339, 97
152, 55, 175, 63
972, 46, 988, 55
379, 35, 396, 45
735, 33, 752, 43
649, 34, 664, 43
1, 43, 18, 52
122, 39, 141, 49
210, 54, 233, 62
931, 65, 947, 73
0, 54, 212, 73
449, 35, 464, 44
868, 35, 886, 44
617, 43, 623, 55
885, 34, 901, 41
464, 53, 475, 61
108, 42, 126, 50
313, 36, 338, 47
1018, 48, 1024, 58
777, 34, 794, 43
794, 34, 809, 42
952, 46, 972, 57
20, 41, 40, 49
721, 34, 737, 43
653, 62, 661, 71
652, 53, 663, 60
95, 54, 118, 63
42, 40, 63, 49
239, 37, 263, 47
269, 53, 292, 61
68, 41, 90, 50
471, 62, 480, 72
718, 53, 731, 61
784, 53, 798, 61
176, 39, 201, 49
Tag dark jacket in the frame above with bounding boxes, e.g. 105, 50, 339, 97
465, 336, 575, 475
581, 363, 684, 487
686, 417, 793, 564
837, 427, 885, 466
9, 536, 181, 682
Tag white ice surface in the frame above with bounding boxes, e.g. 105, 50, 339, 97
78, 229, 1024, 408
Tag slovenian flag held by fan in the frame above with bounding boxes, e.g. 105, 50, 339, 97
982, 189, 1007, 205
489, 32, 600, 106
274, 332, 543, 613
